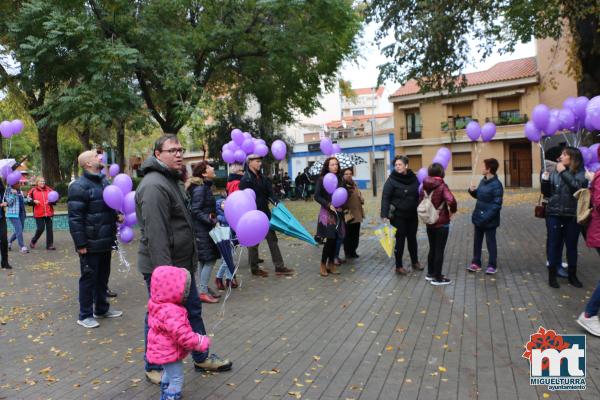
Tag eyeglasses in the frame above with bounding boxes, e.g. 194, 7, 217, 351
160, 148, 186, 155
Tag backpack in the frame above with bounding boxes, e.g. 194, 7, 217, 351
574, 188, 592, 225
417, 190, 445, 225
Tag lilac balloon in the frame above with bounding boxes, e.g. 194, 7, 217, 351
532, 104, 550, 130
124, 212, 138, 227
231, 128, 244, 145
103, 185, 124, 211
580, 147, 593, 166
563, 97, 576, 112
119, 226, 134, 243
109, 164, 120, 177
432, 155, 449, 170
543, 116, 560, 137
6, 171, 21, 185
113, 173, 133, 195
271, 140, 287, 161
589, 163, 600, 173
227, 140, 240, 151
331, 187, 348, 208
323, 172, 338, 194
236, 210, 270, 247
221, 143, 229, 152
241, 138, 255, 154
47, 190, 59, 203
550, 108, 561, 119
436, 147, 451, 160
222, 149, 236, 164
225, 190, 256, 230
243, 188, 256, 201
480, 122, 496, 142
590, 144, 600, 164
585, 116, 596, 132
418, 183, 423, 193
573, 96, 589, 120
586, 96, 600, 130
332, 144, 342, 154
465, 121, 481, 141
254, 144, 269, 157
524, 121, 542, 143
320, 138, 333, 155
10, 119, 24, 135
234, 149, 247, 163
255, 139, 266, 146
0, 165, 11, 179
416, 167, 428, 184
0, 121, 12, 138
123, 191, 136, 215
558, 108, 575, 130
242, 132, 252, 140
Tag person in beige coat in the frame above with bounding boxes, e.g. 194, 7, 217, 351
342, 168, 364, 258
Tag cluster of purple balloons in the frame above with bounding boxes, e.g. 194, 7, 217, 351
0, 119, 25, 139
221, 129, 287, 164
466, 121, 497, 142
415, 147, 452, 192
323, 172, 347, 207
319, 137, 342, 156
102, 173, 136, 243
108, 164, 120, 177
223, 188, 270, 247
579, 144, 600, 173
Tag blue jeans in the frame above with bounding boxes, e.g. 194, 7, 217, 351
198, 260, 217, 294
143, 271, 208, 372
584, 249, 600, 316
546, 216, 580, 270
78, 252, 111, 320
8, 216, 25, 248
334, 236, 343, 260
161, 360, 184, 395
216, 259, 233, 280
472, 226, 497, 268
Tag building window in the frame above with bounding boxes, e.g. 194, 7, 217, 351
405, 111, 422, 135
352, 109, 365, 116
407, 154, 422, 170
452, 152, 472, 171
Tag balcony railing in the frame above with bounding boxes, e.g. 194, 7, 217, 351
486, 114, 528, 126
441, 117, 478, 132
400, 126, 422, 140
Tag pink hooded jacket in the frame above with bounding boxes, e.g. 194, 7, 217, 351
146, 266, 210, 365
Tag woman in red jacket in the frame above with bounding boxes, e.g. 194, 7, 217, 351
420, 163, 458, 286
27, 177, 56, 250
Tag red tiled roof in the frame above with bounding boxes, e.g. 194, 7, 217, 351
326, 112, 392, 128
353, 86, 385, 97
390, 57, 538, 98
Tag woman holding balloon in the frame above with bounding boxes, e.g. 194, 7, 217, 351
6, 182, 28, 253
314, 157, 347, 276
27, 177, 57, 250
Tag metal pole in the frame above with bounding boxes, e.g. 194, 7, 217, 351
371, 86, 377, 197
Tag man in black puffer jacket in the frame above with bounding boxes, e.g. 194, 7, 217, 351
68, 150, 123, 329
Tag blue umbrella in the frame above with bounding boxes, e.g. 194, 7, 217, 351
209, 226, 236, 275
270, 203, 317, 246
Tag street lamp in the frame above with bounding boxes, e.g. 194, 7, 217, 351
371, 86, 377, 197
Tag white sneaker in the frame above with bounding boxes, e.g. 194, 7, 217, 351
77, 317, 100, 328
94, 310, 123, 318
576, 313, 600, 337
20, 246, 29, 253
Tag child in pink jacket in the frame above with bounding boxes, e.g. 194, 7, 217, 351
147, 266, 211, 400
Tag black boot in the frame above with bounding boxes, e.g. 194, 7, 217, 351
548, 265, 560, 288
568, 265, 583, 288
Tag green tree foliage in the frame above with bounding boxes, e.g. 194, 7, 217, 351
367, 0, 600, 96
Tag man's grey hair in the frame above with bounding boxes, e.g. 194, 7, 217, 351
153, 134, 180, 154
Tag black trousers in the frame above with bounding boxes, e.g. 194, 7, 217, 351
0, 217, 8, 267
78, 252, 111, 320
392, 216, 419, 268
343, 222, 361, 256
322, 237, 337, 263
426, 226, 449, 279
32, 217, 54, 248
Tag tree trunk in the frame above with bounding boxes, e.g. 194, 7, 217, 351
37, 124, 61, 185
73, 158, 79, 178
77, 127, 91, 149
575, 15, 600, 97
117, 122, 126, 171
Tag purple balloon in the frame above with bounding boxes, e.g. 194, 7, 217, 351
416, 167, 428, 184
255, 138, 266, 146
123, 191, 136, 215
242, 132, 252, 140
47, 190, 59, 203
236, 210, 270, 247
225, 190, 256, 230
320, 138, 333, 155
573, 96, 589, 120
222, 149, 236, 164
221, 143, 229, 152
524, 121, 542, 143
109, 164, 120, 177
271, 140, 287, 161
558, 108, 575, 130
243, 188, 256, 201
119, 226, 134, 243
323, 172, 338, 194
113, 173, 133, 195
234, 149, 247, 163
331, 187, 348, 208
103, 185, 124, 211
585, 116, 596, 132
0, 165, 11, 179
481, 122, 496, 142
418, 183, 423, 193
0, 121, 12, 138
432, 155, 449, 170
227, 140, 240, 151
550, 108, 561, 119
254, 144, 269, 157
532, 104, 550, 130
241, 138, 255, 154
543, 116, 560, 137
587, 96, 600, 130
589, 162, 600, 173
436, 147, 451, 160
231, 128, 244, 146
465, 121, 481, 141
590, 144, 600, 164
332, 144, 342, 154
124, 212, 137, 227
580, 147, 593, 166
563, 97, 576, 112
10, 119, 24, 135
6, 171, 21, 185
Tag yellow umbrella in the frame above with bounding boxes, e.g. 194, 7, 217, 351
375, 224, 396, 258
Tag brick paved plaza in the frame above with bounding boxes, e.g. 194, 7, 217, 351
1, 197, 599, 400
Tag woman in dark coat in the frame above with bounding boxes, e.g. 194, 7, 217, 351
314, 157, 345, 276
342, 168, 364, 259
187, 161, 221, 303
381, 155, 422, 274
541, 147, 587, 289
467, 158, 504, 275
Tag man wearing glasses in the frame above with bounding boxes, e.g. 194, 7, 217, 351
239, 153, 295, 277
136, 134, 232, 384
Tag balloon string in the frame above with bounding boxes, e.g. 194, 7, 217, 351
469, 142, 482, 187
210, 243, 243, 335
113, 234, 131, 273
